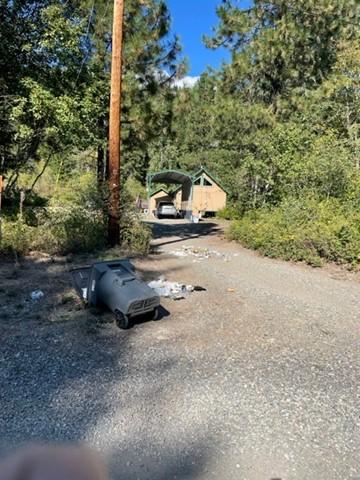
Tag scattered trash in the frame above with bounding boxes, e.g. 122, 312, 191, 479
148, 278, 206, 300
194, 286, 207, 292
168, 246, 234, 262
30, 290, 44, 301
172, 250, 188, 257
148, 279, 187, 300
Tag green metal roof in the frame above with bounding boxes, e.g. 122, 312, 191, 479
147, 169, 192, 185
147, 166, 229, 194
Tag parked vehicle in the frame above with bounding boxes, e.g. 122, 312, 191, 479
156, 201, 177, 219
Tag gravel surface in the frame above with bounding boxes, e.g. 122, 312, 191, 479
0, 218, 359, 480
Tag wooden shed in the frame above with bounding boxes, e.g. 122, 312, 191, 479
146, 167, 227, 219
190, 167, 227, 216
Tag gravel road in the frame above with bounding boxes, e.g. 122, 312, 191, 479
0, 218, 359, 480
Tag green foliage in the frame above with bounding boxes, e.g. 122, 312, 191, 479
125, 177, 147, 202
229, 197, 360, 267
2, 0, 360, 266
79, 0, 185, 182
119, 184, 152, 255
0, 206, 152, 259
33, 205, 106, 254
153, 1, 360, 267
0, 172, 151, 256
0, 218, 34, 257
0, 207, 105, 257
0, 0, 86, 187
1, 0, 184, 196
0, 0, 185, 255
50, 171, 104, 209
206, 0, 359, 104
217, 205, 242, 220
0, 171, 106, 256
120, 213, 152, 255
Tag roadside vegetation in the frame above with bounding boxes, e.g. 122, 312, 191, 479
1, 0, 360, 268
0, 0, 183, 258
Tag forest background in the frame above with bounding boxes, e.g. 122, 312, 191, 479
1, 0, 360, 267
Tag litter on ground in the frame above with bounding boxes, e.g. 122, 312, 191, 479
168, 246, 234, 262
30, 290, 44, 301
148, 277, 206, 300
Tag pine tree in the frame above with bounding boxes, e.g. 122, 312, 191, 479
79, 0, 184, 183
206, 0, 359, 105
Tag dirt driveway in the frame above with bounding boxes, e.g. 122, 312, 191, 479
0, 218, 359, 480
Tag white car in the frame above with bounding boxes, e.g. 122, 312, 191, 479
156, 202, 177, 219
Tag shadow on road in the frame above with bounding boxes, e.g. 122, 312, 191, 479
145, 220, 223, 249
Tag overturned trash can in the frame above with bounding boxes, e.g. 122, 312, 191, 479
71, 260, 160, 329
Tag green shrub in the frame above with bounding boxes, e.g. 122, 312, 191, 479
0, 217, 34, 257
33, 205, 106, 254
1, 205, 151, 257
0, 207, 105, 257
217, 204, 242, 220
1, 205, 151, 258
124, 176, 147, 201
120, 210, 152, 255
1, 170, 152, 257
228, 197, 360, 267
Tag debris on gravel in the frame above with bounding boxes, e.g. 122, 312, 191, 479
148, 276, 206, 300
168, 245, 234, 262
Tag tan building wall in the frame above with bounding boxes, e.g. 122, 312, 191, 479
192, 173, 227, 213
149, 190, 172, 213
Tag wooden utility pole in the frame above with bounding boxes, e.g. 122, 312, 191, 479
0, 175, 3, 243
108, 0, 125, 246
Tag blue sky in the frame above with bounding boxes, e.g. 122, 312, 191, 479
167, 0, 252, 77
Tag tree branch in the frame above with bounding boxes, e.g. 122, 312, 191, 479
28, 155, 52, 195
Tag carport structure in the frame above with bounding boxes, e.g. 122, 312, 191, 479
146, 169, 194, 219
